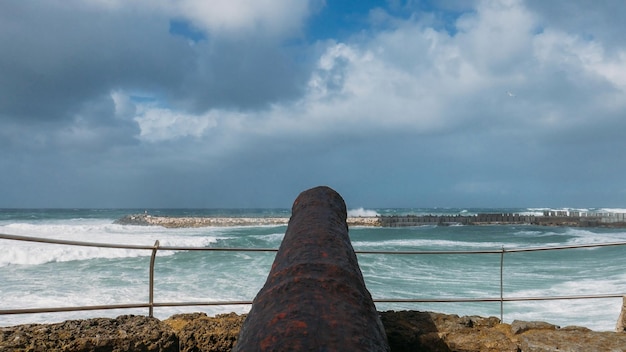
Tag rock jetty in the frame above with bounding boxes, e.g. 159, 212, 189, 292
114, 214, 381, 228
381, 211, 626, 228
115, 212, 626, 229
3, 311, 626, 351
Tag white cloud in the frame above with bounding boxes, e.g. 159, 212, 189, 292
88, 0, 313, 38
534, 30, 626, 90
120, 0, 626, 152
126, 0, 605, 144
456, 0, 535, 72
174, 0, 312, 37
110, 91, 136, 119
134, 105, 218, 142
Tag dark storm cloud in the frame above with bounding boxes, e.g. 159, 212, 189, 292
0, 2, 310, 126
171, 37, 312, 112
0, 2, 191, 123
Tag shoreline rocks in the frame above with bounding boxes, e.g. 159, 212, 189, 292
3, 311, 626, 351
0, 315, 178, 352
114, 214, 382, 228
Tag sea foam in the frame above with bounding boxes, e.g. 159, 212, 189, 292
0, 220, 221, 267
348, 208, 379, 217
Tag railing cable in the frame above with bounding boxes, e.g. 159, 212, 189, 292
2, 233, 626, 321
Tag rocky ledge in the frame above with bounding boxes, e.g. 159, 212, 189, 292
2, 311, 626, 352
114, 214, 381, 228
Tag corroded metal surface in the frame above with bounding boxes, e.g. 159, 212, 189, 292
233, 186, 389, 351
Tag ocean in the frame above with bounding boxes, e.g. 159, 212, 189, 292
1, 207, 626, 331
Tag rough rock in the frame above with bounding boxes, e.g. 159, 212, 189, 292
3, 311, 626, 351
164, 312, 246, 352
380, 311, 518, 352
510, 320, 561, 335
518, 327, 624, 352
0, 315, 178, 352
380, 311, 626, 352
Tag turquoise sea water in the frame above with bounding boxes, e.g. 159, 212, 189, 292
1, 208, 626, 331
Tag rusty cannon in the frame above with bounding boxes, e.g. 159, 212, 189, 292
233, 186, 390, 351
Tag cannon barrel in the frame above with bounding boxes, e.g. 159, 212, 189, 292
233, 186, 389, 351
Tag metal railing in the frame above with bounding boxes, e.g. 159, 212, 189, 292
1, 233, 625, 322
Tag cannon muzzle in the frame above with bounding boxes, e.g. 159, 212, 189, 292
233, 186, 389, 351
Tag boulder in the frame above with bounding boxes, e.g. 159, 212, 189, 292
380, 311, 518, 352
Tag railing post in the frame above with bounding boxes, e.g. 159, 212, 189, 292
500, 246, 505, 322
149, 240, 159, 318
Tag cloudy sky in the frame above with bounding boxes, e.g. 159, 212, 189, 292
1, 0, 625, 209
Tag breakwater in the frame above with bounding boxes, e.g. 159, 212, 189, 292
115, 211, 626, 228
381, 211, 626, 227
114, 214, 380, 227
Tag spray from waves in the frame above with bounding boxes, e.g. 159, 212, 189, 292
505, 276, 626, 331
0, 235, 220, 267
523, 207, 593, 216
352, 238, 524, 250
348, 208, 380, 217
524, 207, 626, 215
511, 229, 556, 237
563, 228, 626, 246
598, 208, 626, 213
0, 244, 147, 267
251, 232, 285, 243
521, 208, 550, 216
0, 221, 223, 267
